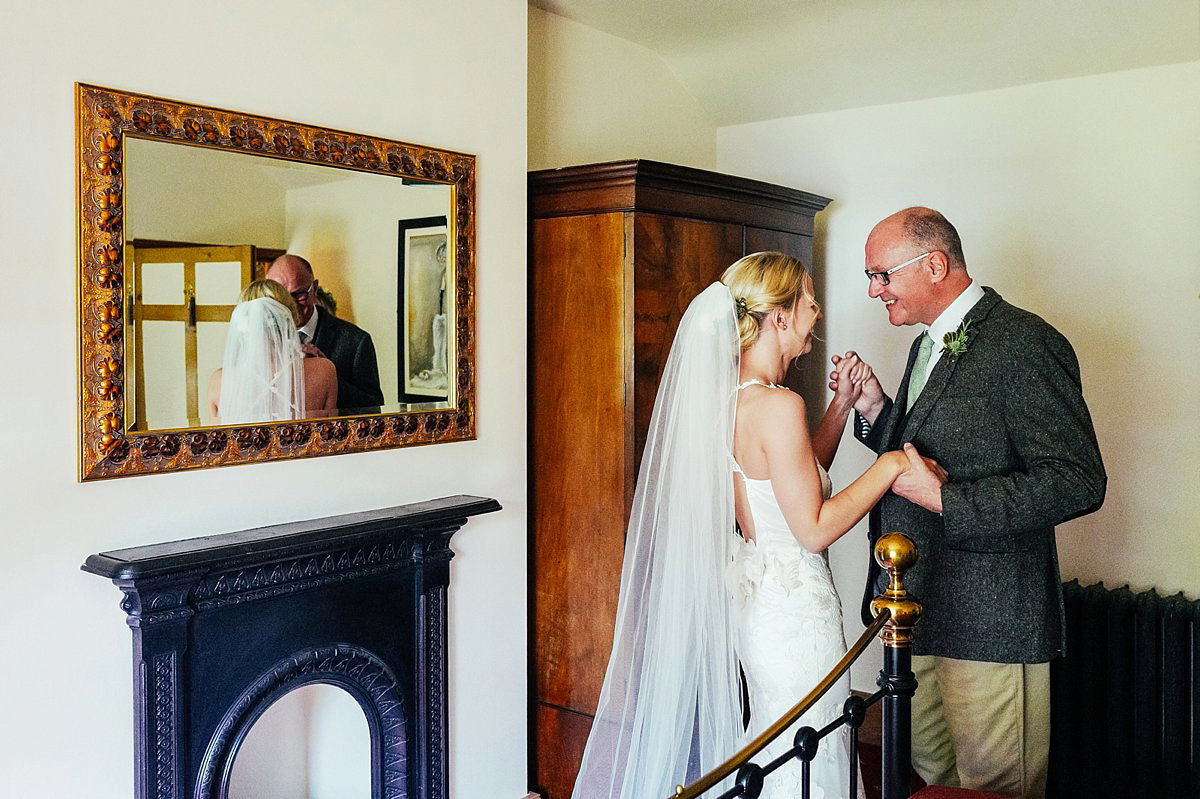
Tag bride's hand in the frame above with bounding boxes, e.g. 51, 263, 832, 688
921, 455, 948, 483
830, 351, 885, 418
829, 353, 866, 405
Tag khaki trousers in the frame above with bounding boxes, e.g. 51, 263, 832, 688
910, 655, 1050, 799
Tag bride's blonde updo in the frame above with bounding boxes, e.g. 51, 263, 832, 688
240, 279, 301, 326
721, 251, 815, 349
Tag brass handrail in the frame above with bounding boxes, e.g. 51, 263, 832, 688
672, 608, 892, 799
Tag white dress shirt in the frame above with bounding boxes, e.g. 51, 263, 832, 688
916, 280, 985, 385
297, 307, 319, 343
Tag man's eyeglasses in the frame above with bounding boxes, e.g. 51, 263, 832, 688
290, 283, 315, 302
864, 252, 930, 286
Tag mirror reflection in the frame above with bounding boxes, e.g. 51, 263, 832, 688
228, 683, 370, 799
123, 135, 455, 431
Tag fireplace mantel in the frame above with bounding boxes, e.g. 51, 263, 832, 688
83, 494, 501, 799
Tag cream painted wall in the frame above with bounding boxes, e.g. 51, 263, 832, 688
528, 5, 716, 170
717, 61, 1200, 688
0, 1, 527, 797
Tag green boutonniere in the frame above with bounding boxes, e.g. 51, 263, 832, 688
942, 320, 973, 357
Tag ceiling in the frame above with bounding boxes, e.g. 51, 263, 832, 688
530, 0, 1200, 125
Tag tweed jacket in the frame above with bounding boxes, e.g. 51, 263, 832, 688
311, 308, 385, 413
855, 287, 1105, 663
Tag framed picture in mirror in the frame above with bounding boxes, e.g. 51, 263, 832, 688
398, 216, 451, 403
76, 84, 477, 480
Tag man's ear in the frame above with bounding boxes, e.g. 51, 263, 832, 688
927, 251, 951, 283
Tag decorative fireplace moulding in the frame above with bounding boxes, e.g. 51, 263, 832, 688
82, 495, 501, 799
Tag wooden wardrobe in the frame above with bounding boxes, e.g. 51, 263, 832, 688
529, 160, 831, 798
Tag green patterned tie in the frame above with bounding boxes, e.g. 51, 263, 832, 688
905, 332, 934, 412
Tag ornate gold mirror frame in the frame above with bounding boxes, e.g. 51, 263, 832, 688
77, 84, 476, 480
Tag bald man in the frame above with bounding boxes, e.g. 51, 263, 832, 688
267, 254, 384, 412
836, 208, 1105, 798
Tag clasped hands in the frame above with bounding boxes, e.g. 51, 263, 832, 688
829, 351, 948, 513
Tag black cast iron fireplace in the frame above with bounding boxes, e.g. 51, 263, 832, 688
82, 495, 501, 799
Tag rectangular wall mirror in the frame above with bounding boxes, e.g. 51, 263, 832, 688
77, 84, 477, 480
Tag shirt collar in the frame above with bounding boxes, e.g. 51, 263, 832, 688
298, 306, 320, 342
926, 280, 984, 346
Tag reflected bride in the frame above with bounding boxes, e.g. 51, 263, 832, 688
207, 280, 337, 424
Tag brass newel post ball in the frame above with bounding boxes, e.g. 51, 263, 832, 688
870, 533, 922, 646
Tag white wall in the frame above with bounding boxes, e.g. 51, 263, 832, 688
717, 61, 1200, 687
0, 1, 527, 797
528, 5, 716, 170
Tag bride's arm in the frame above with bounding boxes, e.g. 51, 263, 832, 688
811, 354, 872, 470
761, 390, 908, 553
811, 394, 855, 471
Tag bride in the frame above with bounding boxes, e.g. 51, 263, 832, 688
572, 252, 933, 799
207, 279, 338, 424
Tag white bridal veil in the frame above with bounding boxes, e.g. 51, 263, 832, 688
217, 297, 306, 424
573, 282, 742, 799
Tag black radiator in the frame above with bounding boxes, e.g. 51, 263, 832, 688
1049, 580, 1200, 799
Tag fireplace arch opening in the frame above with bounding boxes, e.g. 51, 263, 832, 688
228, 680, 371, 799
201, 645, 402, 799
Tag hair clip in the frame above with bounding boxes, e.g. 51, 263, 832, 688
735, 297, 749, 319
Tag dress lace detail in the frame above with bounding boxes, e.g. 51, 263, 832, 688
728, 460, 864, 799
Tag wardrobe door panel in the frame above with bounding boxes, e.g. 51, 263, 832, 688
632, 214, 742, 467
532, 213, 632, 714
534, 704, 593, 799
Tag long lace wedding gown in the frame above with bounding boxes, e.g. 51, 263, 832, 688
729, 381, 864, 799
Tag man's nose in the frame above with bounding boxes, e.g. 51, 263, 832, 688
868, 278, 883, 299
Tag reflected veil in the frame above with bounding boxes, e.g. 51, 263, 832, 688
216, 297, 306, 424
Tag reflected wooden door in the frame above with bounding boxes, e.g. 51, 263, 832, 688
128, 244, 253, 430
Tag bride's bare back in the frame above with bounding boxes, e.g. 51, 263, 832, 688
733, 380, 907, 552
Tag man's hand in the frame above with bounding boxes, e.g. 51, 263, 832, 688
829, 351, 885, 422
892, 442, 947, 513
301, 342, 326, 359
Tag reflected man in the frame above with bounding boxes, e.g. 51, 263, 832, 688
267, 254, 384, 412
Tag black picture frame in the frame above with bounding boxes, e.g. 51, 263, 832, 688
397, 215, 451, 403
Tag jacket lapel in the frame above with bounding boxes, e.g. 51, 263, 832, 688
900, 287, 1004, 441
311, 308, 331, 353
